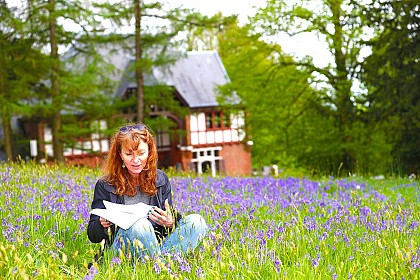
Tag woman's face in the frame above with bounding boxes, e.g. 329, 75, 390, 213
120, 140, 149, 176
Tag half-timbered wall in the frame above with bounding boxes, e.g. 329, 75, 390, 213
44, 120, 109, 157
189, 111, 245, 146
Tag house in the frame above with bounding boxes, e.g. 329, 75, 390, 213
16, 50, 252, 176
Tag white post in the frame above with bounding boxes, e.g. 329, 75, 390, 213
272, 164, 278, 176
30, 140, 38, 157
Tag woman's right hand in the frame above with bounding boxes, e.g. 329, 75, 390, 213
99, 217, 113, 228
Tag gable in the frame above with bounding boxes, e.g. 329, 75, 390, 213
114, 50, 240, 109
152, 51, 235, 108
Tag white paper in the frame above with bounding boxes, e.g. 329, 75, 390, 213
90, 201, 154, 230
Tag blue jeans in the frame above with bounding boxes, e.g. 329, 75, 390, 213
111, 214, 208, 258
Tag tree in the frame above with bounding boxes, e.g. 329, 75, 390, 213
183, 11, 234, 51
0, 1, 49, 161
95, 0, 234, 126
359, 0, 420, 174
20, 0, 111, 162
250, 0, 372, 173
216, 21, 339, 171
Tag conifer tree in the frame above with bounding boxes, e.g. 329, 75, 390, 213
0, 1, 49, 160
94, 0, 233, 129
19, 0, 112, 162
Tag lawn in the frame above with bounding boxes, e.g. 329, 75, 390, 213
0, 162, 419, 279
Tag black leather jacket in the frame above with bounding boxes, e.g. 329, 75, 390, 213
87, 169, 182, 245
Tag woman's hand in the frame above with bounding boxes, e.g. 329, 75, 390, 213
148, 199, 174, 228
99, 217, 113, 228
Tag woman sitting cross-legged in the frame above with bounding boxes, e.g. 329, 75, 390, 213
87, 123, 208, 259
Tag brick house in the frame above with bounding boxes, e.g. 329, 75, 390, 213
18, 50, 252, 176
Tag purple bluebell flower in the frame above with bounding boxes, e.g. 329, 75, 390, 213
110, 257, 121, 268
196, 267, 204, 278
153, 262, 161, 274
274, 259, 282, 273
83, 266, 98, 280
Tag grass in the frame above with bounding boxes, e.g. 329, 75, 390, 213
0, 162, 419, 279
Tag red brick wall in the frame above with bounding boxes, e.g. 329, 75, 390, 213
220, 143, 252, 176
65, 154, 105, 168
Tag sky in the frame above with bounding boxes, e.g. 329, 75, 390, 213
169, 0, 372, 95
5, 0, 332, 67
169, 0, 264, 23
168, 0, 333, 67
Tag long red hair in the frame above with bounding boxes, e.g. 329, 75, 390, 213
102, 124, 158, 196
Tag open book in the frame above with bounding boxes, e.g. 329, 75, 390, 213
90, 201, 154, 230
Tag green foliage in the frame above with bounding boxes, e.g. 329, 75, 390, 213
89, 0, 234, 131
249, 0, 374, 173
359, 0, 420, 174
0, 1, 50, 160
2, 0, 419, 176
216, 21, 343, 173
3, 0, 115, 162
209, 0, 417, 176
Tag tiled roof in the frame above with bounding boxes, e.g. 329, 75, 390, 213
112, 49, 239, 108
152, 50, 233, 108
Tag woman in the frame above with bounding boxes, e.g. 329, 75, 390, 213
87, 123, 207, 259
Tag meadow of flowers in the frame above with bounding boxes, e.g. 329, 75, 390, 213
0, 162, 419, 279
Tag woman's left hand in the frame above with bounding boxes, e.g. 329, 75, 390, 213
148, 199, 174, 228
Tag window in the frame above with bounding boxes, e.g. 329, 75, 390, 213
155, 130, 170, 150
214, 113, 221, 128
205, 113, 213, 128
205, 112, 231, 129
222, 113, 231, 127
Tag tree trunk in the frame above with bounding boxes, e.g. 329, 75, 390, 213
1, 115, 13, 161
49, 0, 64, 162
329, 0, 355, 171
0, 42, 13, 161
134, 0, 144, 123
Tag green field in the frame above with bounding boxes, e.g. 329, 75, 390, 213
0, 162, 419, 279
